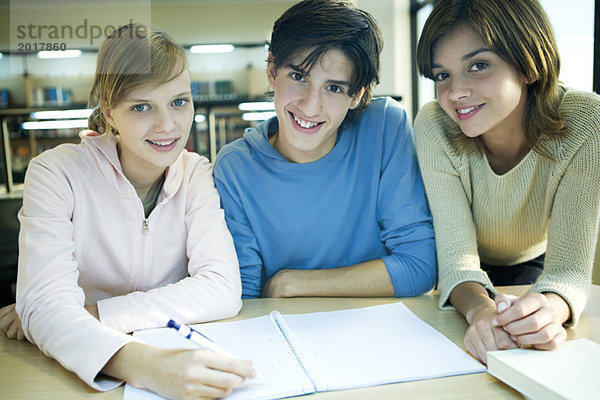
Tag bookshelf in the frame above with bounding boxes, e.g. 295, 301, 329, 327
0, 42, 274, 194
0, 97, 273, 194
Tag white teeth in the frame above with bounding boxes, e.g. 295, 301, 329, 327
148, 139, 176, 146
457, 106, 477, 114
293, 114, 319, 128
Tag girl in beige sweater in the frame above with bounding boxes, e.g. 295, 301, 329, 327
414, 0, 600, 363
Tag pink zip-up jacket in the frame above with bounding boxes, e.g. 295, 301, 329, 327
16, 130, 242, 391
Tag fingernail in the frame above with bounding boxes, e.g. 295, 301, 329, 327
497, 302, 507, 312
492, 317, 499, 326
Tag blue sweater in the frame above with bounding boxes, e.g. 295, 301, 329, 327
214, 97, 436, 298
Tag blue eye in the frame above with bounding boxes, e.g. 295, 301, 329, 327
172, 98, 188, 107
132, 104, 150, 112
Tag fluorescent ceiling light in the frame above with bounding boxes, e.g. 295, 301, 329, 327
238, 101, 274, 111
242, 111, 276, 121
195, 114, 206, 123
190, 44, 234, 54
37, 50, 82, 59
22, 119, 88, 130
30, 109, 93, 120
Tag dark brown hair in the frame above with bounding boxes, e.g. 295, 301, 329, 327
269, 0, 383, 125
416, 0, 565, 156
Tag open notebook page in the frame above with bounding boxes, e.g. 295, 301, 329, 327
283, 302, 486, 391
124, 316, 314, 400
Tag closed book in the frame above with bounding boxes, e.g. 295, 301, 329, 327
487, 338, 599, 400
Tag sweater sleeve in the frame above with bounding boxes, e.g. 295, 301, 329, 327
96, 158, 243, 332
213, 153, 264, 299
414, 102, 495, 309
529, 98, 600, 326
377, 101, 437, 297
16, 157, 137, 391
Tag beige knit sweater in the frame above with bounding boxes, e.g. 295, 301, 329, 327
414, 88, 600, 325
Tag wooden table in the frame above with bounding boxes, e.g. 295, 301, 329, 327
1, 285, 598, 399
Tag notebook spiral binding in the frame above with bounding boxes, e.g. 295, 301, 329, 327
269, 311, 321, 391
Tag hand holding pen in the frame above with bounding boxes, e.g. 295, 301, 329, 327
104, 336, 255, 400
168, 319, 266, 384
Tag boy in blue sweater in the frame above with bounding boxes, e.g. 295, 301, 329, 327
214, 0, 436, 298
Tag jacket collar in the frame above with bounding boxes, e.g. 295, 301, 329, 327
79, 130, 184, 200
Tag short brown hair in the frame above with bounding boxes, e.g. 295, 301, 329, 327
269, 0, 383, 125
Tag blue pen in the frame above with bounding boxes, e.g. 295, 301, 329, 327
167, 319, 236, 358
167, 319, 267, 382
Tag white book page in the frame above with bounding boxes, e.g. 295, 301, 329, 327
123, 316, 314, 400
283, 302, 485, 392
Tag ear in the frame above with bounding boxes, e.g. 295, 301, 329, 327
101, 104, 116, 130
349, 87, 366, 110
523, 73, 537, 85
266, 53, 277, 88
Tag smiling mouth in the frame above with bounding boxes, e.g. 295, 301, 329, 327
290, 112, 323, 129
456, 104, 483, 114
454, 104, 484, 121
146, 138, 178, 146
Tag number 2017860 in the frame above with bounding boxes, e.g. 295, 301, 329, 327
17, 42, 67, 52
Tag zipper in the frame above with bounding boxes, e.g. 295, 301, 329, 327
136, 215, 150, 291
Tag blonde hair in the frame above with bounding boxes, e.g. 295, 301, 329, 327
87, 24, 187, 135
416, 0, 565, 157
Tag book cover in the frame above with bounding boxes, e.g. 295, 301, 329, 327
487, 338, 599, 400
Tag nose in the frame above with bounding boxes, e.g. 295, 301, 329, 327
297, 85, 322, 117
153, 108, 176, 133
447, 75, 471, 102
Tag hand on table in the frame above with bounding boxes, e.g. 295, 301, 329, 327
0, 302, 99, 341
0, 303, 26, 341
0, 304, 26, 340
492, 292, 568, 351
464, 303, 517, 364
106, 342, 256, 400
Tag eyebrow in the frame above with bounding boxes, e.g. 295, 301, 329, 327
124, 91, 192, 103
461, 47, 493, 61
431, 47, 493, 69
326, 79, 352, 87
285, 63, 352, 87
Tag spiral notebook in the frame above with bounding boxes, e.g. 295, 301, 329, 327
123, 302, 485, 400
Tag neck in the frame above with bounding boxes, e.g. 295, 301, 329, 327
117, 144, 166, 201
480, 89, 530, 174
482, 133, 530, 175
269, 131, 333, 164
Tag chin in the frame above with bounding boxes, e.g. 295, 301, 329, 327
456, 125, 483, 139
